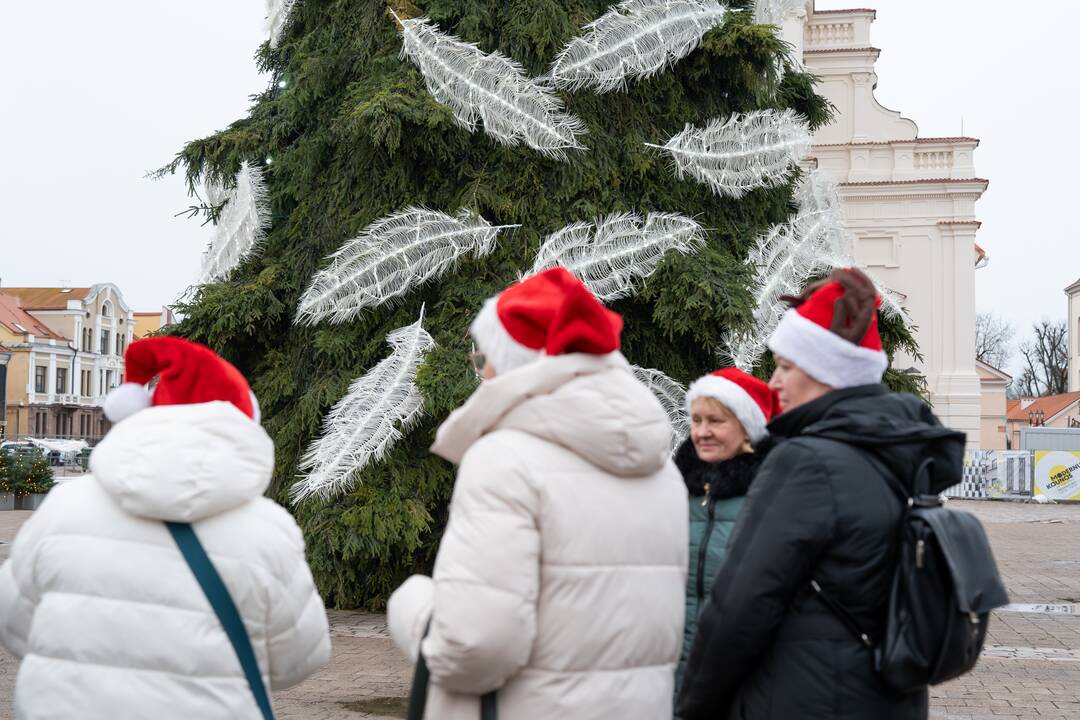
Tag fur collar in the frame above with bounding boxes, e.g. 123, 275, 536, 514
674, 438, 766, 500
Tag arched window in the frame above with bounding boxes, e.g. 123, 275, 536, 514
101, 301, 112, 318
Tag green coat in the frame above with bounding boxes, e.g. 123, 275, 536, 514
673, 441, 762, 694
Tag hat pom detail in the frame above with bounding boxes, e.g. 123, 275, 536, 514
104, 382, 152, 423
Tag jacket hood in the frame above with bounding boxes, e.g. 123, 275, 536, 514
432, 352, 671, 477
768, 385, 966, 495
90, 401, 274, 522
674, 439, 762, 500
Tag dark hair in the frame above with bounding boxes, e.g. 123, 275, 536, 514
779, 268, 878, 345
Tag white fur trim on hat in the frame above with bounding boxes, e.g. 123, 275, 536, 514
686, 375, 769, 443
470, 297, 542, 375
103, 382, 152, 423
767, 309, 889, 388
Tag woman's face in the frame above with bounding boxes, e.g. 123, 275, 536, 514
690, 398, 749, 463
769, 356, 832, 412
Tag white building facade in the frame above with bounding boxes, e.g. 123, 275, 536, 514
2, 284, 133, 441
784, 3, 989, 445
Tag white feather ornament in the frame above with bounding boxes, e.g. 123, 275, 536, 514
724, 171, 906, 369
753, 0, 805, 27
296, 207, 517, 325
646, 109, 811, 198
292, 309, 435, 502
392, 12, 587, 157
529, 211, 706, 302
199, 161, 270, 284
548, 0, 728, 93
632, 365, 690, 453
266, 0, 297, 49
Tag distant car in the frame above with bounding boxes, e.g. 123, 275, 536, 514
0, 442, 44, 461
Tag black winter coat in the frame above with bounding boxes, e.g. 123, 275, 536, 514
677, 385, 966, 720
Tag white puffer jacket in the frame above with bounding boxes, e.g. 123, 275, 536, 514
0, 401, 331, 720
388, 352, 688, 720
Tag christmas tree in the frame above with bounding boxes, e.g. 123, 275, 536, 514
159, 0, 919, 607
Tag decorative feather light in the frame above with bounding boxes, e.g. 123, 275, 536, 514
392, 12, 587, 157
753, 0, 805, 27
266, 0, 297, 49
724, 170, 906, 369
632, 365, 690, 453
199, 161, 270, 284
292, 309, 436, 502
547, 0, 728, 93
296, 207, 517, 325
529, 212, 706, 302
646, 109, 811, 198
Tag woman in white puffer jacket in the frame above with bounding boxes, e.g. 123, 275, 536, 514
388, 268, 688, 720
0, 337, 330, 720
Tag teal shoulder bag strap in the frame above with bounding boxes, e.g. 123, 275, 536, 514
166, 521, 275, 720
407, 618, 496, 720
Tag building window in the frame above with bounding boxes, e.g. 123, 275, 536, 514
101, 301, 112, 317
82, 370, 92, 397
117, 334, 125, 357
56, 368, 68, 394
105, 370, 114, 391
34, 366, 47, 393
34, 411, 47, 436
83, 328, 92, 352
100, 329, 110, 355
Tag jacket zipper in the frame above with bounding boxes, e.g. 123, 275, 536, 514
696, 487, 718, 603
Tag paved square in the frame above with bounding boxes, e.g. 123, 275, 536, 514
1, 499, 1078, 719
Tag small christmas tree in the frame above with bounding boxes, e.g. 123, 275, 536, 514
0, 451, 12, 494
8, 452, 55, 496
159, 0, 919, 607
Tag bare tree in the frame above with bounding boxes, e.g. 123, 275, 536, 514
975, 312, 1015, 369
1013, 320, 1069, 397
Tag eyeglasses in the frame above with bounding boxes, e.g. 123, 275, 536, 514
469, 346, 487, 378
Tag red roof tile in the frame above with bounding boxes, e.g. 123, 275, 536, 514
0, 295, 68, 341
0, 287, 91, 310
1007, 392, 1080, 423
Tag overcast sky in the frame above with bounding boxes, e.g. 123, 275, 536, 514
2, 1, 1077, 370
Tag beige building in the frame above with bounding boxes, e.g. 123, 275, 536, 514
784, 3, 989, 445
1006, 392, 1080, 450
0, 285, 134, 442
976, 360, 1012, 450
133, 307, 177, 340
1068, 278, 1080, 392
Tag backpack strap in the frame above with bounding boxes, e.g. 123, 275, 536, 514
809, 579, 873, 648
166, 521, 275, 720
407, 618, 497, 720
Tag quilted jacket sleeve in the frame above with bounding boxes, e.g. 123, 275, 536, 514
677, 440, 836, 720
265, 514, 332, 690
0, 501, 50, 658
421, 434, 541, 695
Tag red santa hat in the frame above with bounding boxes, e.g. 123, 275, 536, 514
767, 268, 889, 389
103, 337, 260, 423
470, 267, 623, 374
686, 368, 780, 443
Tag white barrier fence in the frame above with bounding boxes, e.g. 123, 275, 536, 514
944, 451, 1035, 499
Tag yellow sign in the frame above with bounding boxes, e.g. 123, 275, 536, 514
1034, 451, 1080, 501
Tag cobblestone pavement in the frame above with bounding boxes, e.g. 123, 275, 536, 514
1, 500, 1078, 719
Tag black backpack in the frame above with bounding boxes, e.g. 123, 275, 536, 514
813, 457, 1010, 694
